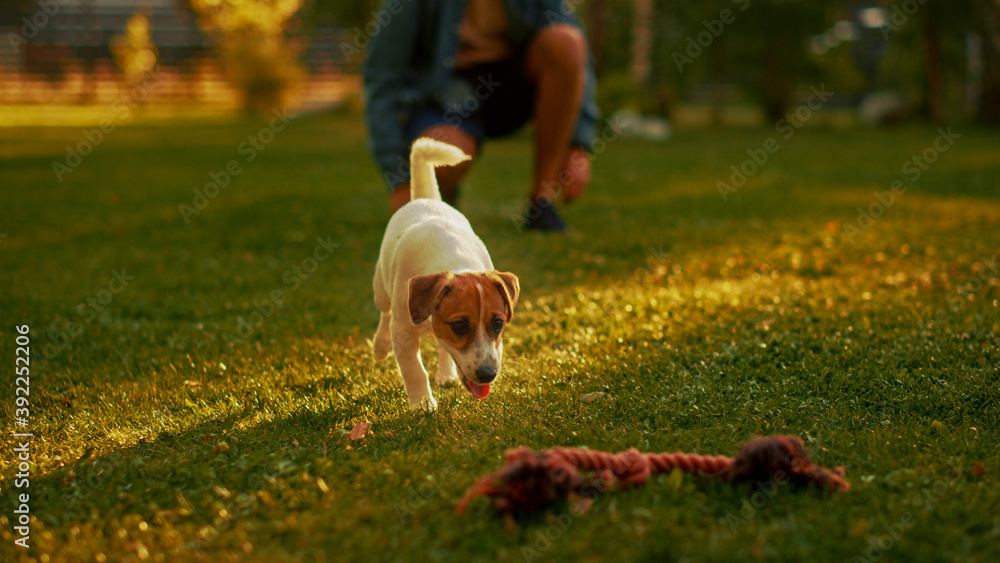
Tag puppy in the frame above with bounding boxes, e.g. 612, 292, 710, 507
372, 138, 520, 411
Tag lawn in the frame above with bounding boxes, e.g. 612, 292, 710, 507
1, 110, 998, 562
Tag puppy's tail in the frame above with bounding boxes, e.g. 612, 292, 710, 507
409, 138, 471, 201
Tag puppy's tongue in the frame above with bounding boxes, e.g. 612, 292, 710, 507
467, 379, 490, 399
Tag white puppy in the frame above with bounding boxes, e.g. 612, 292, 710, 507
372, 138, 520, 411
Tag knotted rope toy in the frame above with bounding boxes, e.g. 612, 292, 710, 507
456, 435, 849, 515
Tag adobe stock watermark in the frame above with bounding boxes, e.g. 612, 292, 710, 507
927, 253, 999, 327
520, 487, 599, 562
622, 246, 673, 285
179, 107, 297, 223
443, 74, 502, 126
541, 0, 587, 19
7, 0, 71, 54
673, 0, 751, 73
380, 75, 502, 188
879, 0, 928, 40
392, 461, 458, 521
842, 127, 959, 243
724, 469, 790, 532
35, 268, 136, 372
339, 0, 411, 63
222, 236, 339, 345
849, 461, 961, 563
52, 69, 162, 182
717, 84, 832, 201
178, 478, 265, 555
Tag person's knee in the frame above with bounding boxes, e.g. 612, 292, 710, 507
417, 125, 478, 160
413, 125, 476, 196
532, 24, 587, 76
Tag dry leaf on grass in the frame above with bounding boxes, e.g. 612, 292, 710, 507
568, 493, 594, 516
350, 421, 371, 441
579, 391, 607, 402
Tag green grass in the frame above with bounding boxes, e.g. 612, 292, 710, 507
1, 110, 998, 562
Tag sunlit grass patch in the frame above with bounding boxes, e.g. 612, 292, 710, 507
0, 113, 997, 561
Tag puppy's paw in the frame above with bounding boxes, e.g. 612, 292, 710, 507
435, 372, 460, 387
409, 395, 438, 412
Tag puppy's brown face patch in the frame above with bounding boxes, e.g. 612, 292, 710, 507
432, 274, 507, 346
408, 271, 519, 397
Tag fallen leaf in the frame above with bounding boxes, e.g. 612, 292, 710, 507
350, 421, 370, 441
183, 379, 203, 387
568, 493, 594, 516
579, 391, 607, 402
973, 461, 985, 477
213, 441, 229, 454
316, 478, 330, 494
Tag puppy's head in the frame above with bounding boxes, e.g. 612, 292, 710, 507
408, 271, 519, 399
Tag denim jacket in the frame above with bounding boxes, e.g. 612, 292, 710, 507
362, 0, 600, 187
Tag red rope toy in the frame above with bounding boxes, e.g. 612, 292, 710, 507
457, 435, 849, 515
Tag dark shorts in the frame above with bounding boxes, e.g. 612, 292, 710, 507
406, 52, 535, 147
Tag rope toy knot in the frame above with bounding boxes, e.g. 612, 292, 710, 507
610, 448, 653, 486
456, 435, 850, 516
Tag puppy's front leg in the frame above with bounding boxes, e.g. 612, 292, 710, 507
373, 311, 393, 360
435, 342, 460, 387
391, 324, 437, 411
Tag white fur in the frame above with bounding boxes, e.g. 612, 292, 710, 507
372, 138, 492, 411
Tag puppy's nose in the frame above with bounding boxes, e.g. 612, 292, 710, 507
475, 365, 497, 383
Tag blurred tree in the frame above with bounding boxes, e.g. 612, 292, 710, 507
187, 0, 304, 114
110, 11, 159, 90
809, 40, 867, 100
922, 1, 945, 124
632, 0, 653, 86
589, 0, 838, 122
734, 0, 832, 122
585, 0, 610, 72
876, 0, 994, 124
970, 0, 1000, 123
303, 0, 380, 28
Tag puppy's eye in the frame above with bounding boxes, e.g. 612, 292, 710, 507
449, 320, 470, 336
490, 318, 504, 334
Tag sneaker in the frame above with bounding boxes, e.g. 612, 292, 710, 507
524, 203, 567, 232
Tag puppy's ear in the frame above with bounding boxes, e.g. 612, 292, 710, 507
408, 272, 453, 325
489, 271, 520, 321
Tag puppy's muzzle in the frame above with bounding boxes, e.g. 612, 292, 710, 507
474, 365, 497, 384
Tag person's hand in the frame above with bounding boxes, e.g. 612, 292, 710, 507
561, 146, 591, 204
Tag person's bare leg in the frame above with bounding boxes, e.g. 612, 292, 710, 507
389, 126, 478, 213
525, 24, 587, 203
